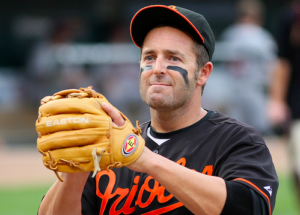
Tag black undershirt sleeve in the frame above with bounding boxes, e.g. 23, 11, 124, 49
221, 181, 268, 215
250, 188, 268, 215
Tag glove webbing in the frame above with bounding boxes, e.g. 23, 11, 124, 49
40, 86, 101, 106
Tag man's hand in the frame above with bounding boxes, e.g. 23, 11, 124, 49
101, 102, 153, 173
101, 102, 126, 127
267, 100, 290, 125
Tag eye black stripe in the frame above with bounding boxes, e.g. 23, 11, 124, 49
140, 65, 153, 73
167, 66, 189, 85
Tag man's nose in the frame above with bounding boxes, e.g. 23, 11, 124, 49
153, 57, 167, 76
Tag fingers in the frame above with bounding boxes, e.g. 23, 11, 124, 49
102, 102, 125, 127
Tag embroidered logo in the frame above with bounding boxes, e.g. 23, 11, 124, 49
95, 158, 213, 215
264, 186, 272, 196
122, 134, 138, 157
46, 117, 89, 127
168, 5, 177, 10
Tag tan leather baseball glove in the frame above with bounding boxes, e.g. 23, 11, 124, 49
36, 86, 145, 181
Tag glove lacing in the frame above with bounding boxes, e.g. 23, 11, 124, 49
38, 149, 90, 182
40, 86, 101, 106
91, 149, 123, 177
132, 121, 142, 135
91, 148, 105, 178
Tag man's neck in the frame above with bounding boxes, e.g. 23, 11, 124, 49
150, 106, 207, 133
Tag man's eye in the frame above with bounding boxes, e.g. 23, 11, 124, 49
171, 57, 179, 61
145, 56, 154, 61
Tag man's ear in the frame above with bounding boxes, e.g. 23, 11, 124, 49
197, 62, 213, 87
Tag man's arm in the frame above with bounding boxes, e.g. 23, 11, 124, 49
38, 172, 90, 215
129, 147, 227, 215
268, 58, 291, 125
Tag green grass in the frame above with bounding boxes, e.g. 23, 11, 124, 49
0, 184, 50, 215
0, 174, 299, 215
273, 174, 300, 215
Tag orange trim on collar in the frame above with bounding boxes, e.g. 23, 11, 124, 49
168, 5, 177, 10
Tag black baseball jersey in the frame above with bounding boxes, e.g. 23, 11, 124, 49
82, 111, 278, 215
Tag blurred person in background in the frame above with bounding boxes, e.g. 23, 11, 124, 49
26, 17, 87, 104
268, 0, 300, 203
219, 0, 277, 135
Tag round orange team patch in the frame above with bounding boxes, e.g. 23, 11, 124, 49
122, 134, 138, 157
169, 5, 177, 10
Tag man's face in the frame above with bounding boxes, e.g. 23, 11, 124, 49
139, 26, 199, 111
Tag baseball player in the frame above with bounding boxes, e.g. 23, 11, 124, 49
38, 5, 278, 215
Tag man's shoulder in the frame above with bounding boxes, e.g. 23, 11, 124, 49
208, 111, 266, 144
208, 111, 246, 126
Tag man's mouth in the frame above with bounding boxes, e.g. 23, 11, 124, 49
150, 83, 170, 86
150, 84, 170, 87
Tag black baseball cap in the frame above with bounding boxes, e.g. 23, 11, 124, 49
130, 5, 215, 60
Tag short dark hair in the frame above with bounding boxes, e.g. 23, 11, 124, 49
192, 42, 209, 95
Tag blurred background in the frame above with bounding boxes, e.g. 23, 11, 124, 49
0, 0, 299, 214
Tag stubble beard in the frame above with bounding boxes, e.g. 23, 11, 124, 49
139, 75, 197, 111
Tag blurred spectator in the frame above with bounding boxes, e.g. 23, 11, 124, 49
218, 0, 277, 135
268, 0, 300, 202
0, 70, 22, 111
26, 17, 87, 103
